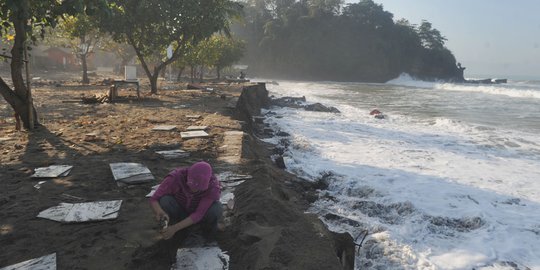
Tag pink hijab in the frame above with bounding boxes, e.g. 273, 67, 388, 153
186, 161, 213, 191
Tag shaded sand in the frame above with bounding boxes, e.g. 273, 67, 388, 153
0, 77, 350, 269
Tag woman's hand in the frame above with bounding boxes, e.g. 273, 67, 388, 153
159, 216, 194, 240
155, 209, 169, 223
161, 226, 178, 240
151, 201, 169, 223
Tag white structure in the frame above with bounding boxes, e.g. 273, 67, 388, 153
124, 65, 137, 81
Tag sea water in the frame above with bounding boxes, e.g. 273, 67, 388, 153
261, 74, 540, 270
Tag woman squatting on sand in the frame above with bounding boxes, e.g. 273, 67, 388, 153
149, 161, 223, 240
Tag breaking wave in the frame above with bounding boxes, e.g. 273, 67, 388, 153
387, 73, 540, 99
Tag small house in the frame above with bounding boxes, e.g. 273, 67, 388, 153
43, 47, 77, 69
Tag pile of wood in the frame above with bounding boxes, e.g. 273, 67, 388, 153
81, 93, 109, 104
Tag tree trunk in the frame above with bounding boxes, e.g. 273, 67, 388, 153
199, 66, 204, 82
217, 66, 221, 80
150, 65, 164, 94
150, 74, 158, 94
80, 36, 90, 84
127, 35, 182, 94
177, 67, 185, 81
11, 17, 28, 102
0, 78, 32, 128
190, 66, 195, 83
127, 35, 158, 94
160, 66, 167, 78
116, 57, 130, 75
141, 62, 156, 93
81, 54, 89, 84
1, 11, 39, 129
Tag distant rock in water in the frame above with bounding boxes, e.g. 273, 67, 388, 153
271, 96, 340, 113
271, 96, 306, 108
304, 103, 340, 113
465, 78, 508, 84
370, 109, 386, 119
370, 109, 382, 115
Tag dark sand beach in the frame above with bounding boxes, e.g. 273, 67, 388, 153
0, 74, 351, 269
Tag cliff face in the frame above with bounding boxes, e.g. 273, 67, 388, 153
242, 46, 463, 83
233, 0, 464, 83
225, 83, 355, 269
407, 48, 465, 82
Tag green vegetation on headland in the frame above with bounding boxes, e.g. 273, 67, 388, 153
233, 0, 465, 82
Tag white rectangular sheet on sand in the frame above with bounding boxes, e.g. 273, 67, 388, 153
220, 192, 234, 205
171, 246, 229, 270
152, 125, 177, 131
156, 150, 190, 159
217, 172, 253, 183
145, 184, 160, 198
180, 131, 209, 139
221, 180, 245, 189
186, 126, 208, 131
37, 200, 122, 223
34, 181, 47, 189
110, 163, 154, 185
0, 253, 56, 270
31, 165, 73, 178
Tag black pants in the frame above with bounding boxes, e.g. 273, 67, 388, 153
158, 195, 222, 234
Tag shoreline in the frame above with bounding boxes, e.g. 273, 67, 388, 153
228, 83, 354, 269
249, 80, 540, 269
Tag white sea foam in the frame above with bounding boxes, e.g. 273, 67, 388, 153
264, 80, 540, 270
387, 73, 540, 99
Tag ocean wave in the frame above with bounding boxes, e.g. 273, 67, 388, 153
387, 73, 540, 99
266, 79, 540, 269
386, 73, 441, 88
429, 117, 473, 134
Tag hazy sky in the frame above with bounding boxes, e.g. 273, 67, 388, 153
370, 0, 540, 79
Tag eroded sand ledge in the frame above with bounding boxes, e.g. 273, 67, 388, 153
226, 83, 354, 269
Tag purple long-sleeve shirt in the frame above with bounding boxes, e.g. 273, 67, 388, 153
150, 168, 220, 223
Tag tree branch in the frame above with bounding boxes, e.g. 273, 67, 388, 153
0, 77, 24, 111
154, 39, 187, 75
127, 34, 153, 80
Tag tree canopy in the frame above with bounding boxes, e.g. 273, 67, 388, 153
0, 0, 108, 129
233, 0, 463, 82
99, 0, 243, 93
204, 35, 246, 79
